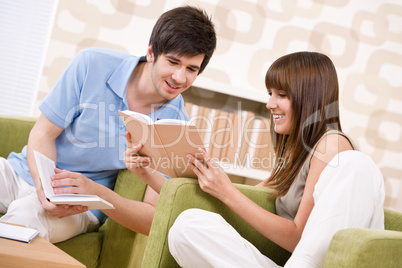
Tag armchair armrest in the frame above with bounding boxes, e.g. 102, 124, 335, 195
143, 177, 291, 267
97, 170, 148, 268
324, 228, 402, 268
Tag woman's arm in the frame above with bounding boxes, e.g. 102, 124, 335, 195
187, 134, 353, 252
281, 133, 354, 250
123, 132, 168, 194
188, 148, 301, 252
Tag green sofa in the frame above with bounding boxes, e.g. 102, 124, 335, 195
1, 115, 402, 267
143, 178, 402, 268
0, 115, 148, 268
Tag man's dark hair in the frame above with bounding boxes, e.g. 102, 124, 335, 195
149, 6, 217, 74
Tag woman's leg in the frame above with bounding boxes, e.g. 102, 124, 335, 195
286, 150, 385, 267
169, 208, 280, 268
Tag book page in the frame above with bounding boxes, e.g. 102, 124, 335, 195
155, 118, 193, 125
50, 196, 114, 210
119, 111, 154, 155
33, 150, 56, 198
33, 150, 114, 209
119, 110, 154, 124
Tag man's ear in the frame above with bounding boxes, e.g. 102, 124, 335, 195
146, 44, 154, 62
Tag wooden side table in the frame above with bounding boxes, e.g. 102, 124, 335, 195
0, 234, 85, 268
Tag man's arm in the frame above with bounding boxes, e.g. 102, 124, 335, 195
27, 114, 87, 218
98, 184, 158, 235
51, 168, 159, 235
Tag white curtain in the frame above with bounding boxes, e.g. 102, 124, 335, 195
0, 0, 58, 116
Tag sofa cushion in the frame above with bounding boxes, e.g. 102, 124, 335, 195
0, 116, 35, 158
55, 232, 103, 268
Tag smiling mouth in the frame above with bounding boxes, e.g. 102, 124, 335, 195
273, 114, 285, 120
166, 81, 180, 92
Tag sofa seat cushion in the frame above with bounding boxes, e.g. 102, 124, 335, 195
55, 232, 103, 268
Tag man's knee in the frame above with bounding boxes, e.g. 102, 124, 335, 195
6, 194, 44, 220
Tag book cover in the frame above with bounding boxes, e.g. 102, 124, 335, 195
33, 150, 114, 210
119, 110, 205, 178
0, 222, 39, 243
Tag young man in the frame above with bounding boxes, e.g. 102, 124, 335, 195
0, 6, 216, 243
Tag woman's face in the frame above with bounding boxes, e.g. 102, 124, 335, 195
266, 88, 293, 135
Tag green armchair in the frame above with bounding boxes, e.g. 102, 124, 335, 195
2, 115, 402, 267
143, 177, 402, 268
0, 115, 148, 268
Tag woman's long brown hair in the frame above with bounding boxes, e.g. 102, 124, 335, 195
263, 52, 342, 197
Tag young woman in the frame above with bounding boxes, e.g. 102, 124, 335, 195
168, 52, 385, 267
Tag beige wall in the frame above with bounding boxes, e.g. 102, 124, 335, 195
35, 0, 402, 212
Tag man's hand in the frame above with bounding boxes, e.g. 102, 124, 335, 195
42, 168, 99, 218
36, 184, 88, 218
51, 168, 95, 195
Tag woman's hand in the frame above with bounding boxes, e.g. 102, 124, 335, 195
187, 148, 236, 202
123, 132, 152, 176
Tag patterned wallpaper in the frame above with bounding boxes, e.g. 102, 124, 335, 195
35, 0, 402, 212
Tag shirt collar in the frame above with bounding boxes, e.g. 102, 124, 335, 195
107, 56, 146, 100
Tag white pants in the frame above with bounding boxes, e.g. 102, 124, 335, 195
0, 158, 99, 243
168, 151, 385, 268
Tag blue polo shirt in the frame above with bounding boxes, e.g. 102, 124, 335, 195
8, 48, 189, 222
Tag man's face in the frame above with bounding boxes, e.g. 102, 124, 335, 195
149, 50, 205, 101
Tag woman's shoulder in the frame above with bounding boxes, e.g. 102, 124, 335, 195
313, 132, 354, 165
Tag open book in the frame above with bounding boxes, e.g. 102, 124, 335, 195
0, 222, 39, 243
33, 150, 114, 210
119, 110, 205, 178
